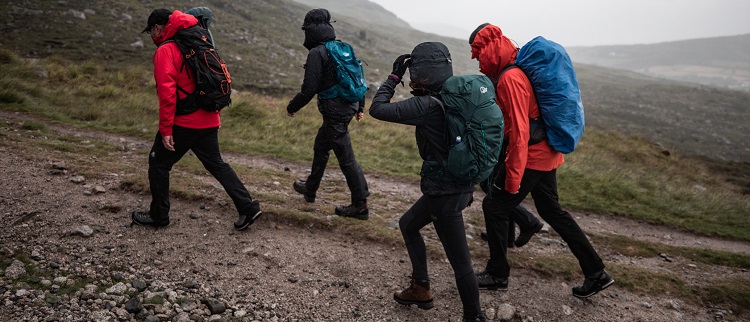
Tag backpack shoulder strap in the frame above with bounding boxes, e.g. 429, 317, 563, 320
499, 63, 518, 78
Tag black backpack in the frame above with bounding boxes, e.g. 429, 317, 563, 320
171, 24, 231, 115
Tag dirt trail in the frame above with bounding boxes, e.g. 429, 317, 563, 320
5, 110, 748, 256
1, 110, 748, 321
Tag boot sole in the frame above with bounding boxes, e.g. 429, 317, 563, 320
393, 295, 434, 310
514, 223, 544, 247
572, 278, 615, 298
234, 211, 263, 231
478, 284, 508, 291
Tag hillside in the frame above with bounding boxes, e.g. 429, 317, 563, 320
568, 34, 750, 92
1, 0, 748, 162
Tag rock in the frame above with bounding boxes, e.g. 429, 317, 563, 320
202, 298, 226, 314
71, 225, 94, 237
105, 282, 127, 295
125, 297, 142, 313
132, 279, 147, 292
183, 280, 200, 289
641, 301, 653, 309
496, 303, 515, 321
173, 312, 191, 322
94, 186, 106, 194
667, 299, 682, 311
540, 237, 563, 246
53, 276, 68, 285
180, 299, 198, 311
67, 9, 86, 19
562, 304, 573, 315
70, 176, 85, 184
234, 310, 247, 317
1, 247, 13, 257
51, 161, 67, 170
31, 250, 42, 261
131, 40, 144, 49
4, 260, 27, 280
15, 289, 29, 297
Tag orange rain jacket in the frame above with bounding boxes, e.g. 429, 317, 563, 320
152, 10, 220, 137
471, 24, 564, 193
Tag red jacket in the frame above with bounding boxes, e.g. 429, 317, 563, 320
152, 10, 220, 136
471, 24, 564, 193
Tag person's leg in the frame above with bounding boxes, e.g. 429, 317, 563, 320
399, 195, 433, 281
305, 122, 332, 195
529, 169, 604, 276
512, 205, 544, 247
431, 192, 482, 320
190, 128, 261, 218
328, 114, 369, 204
481, 168, 545, 279
394, 195, 434, 309
146, 127, 193, 223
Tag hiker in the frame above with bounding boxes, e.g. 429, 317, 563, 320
131, 9, 263, 231
369, 42, 485, 322
481, 180, 544, 248
469, 23, 614, 297
287, 8, 370, 219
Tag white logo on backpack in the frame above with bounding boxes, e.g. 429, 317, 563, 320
480, 86, 488, 94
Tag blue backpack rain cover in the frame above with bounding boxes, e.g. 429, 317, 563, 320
318, 40, 367, 103
516, 36, 584, 154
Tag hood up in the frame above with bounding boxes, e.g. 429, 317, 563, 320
408, 42, 453, 95
302, 8, 336, 50
469, 24, 517, 80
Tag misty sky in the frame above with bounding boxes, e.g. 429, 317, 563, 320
369, 0, 750, 47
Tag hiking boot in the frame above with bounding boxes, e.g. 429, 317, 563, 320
234, 210, 263, 231
131, 211, 169, 227
463, 314, 487, 322
293, 180, 316, 202
334, 202, 368, 220
572, 270, 615, 298
475, 271, 508, 291
393, 277, 433, 310
514, 222, 544, 248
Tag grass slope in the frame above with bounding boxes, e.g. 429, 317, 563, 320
1, 50, 749, 242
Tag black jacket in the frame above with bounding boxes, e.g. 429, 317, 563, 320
287, 8, 362, 114
370, 76, 474, 196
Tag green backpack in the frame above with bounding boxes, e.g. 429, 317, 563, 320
433, 75, 504, 185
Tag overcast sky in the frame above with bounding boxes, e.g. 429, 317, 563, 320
368, 0, 750, 47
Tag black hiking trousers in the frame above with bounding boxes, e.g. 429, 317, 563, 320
147, 126, 260, 223
303, 99, 369, 204
482, 167, 605, 278
400, 192, 481, 319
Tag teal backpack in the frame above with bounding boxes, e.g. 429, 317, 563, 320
318, 40, 367, 103
434, 75, 504, 185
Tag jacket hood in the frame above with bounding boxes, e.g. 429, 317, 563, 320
469, 24, 517, 80
154, 10, 198, 44
302, 9, 336, 50
408, 42, 453, 95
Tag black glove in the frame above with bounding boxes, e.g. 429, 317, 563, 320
391, 54, 411, 78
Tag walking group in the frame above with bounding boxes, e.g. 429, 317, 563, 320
133, 7, 614, 321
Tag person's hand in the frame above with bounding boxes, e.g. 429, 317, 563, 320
355, 112, 364, 122
391, 54, 411, 79
287, 112, 295, 118
162, 135, 175, 151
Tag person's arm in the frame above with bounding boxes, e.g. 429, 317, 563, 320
497, 71, 533, 193
369, 75, 433, 126
154, 44, 179, 147
287, 48, 325, 114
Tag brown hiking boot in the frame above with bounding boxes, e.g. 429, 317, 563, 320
393, 277, 434, 310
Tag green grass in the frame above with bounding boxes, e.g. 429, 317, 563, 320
1, 49, 748, 242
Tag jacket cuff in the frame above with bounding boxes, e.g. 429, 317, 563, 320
505, 179, 521, 194
388, 74, 401, 82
